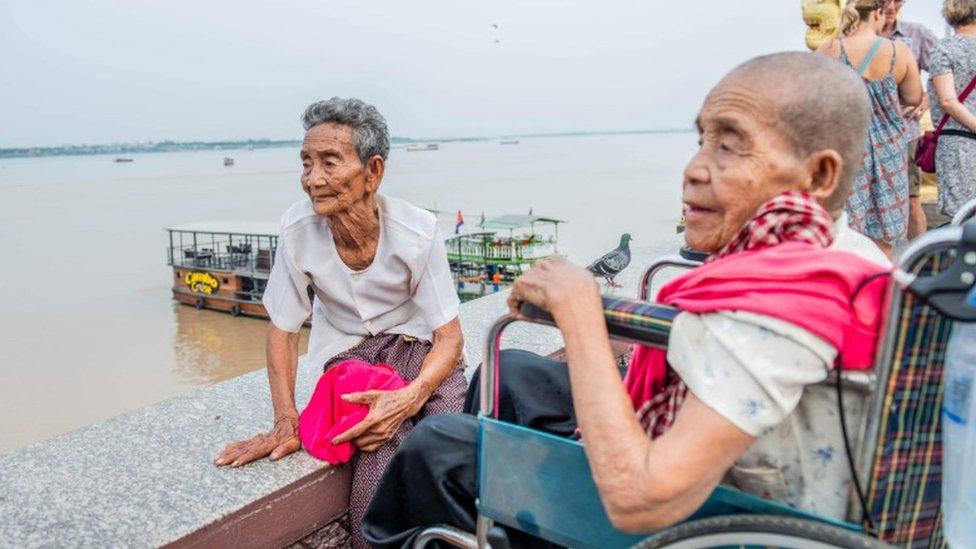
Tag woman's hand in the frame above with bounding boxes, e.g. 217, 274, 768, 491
214, 415, 301, 467
331, 383, 427, 452
507, 256, 602, 322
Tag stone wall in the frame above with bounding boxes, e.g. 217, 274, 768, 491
0, 238, 682, 548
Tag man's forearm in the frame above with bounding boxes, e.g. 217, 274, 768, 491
266, 326, 301, 420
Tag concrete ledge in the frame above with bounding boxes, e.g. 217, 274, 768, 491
0, 238, 680, 547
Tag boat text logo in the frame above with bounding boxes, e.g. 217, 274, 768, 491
184, 272, 220, 295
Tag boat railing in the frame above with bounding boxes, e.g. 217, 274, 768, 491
168, 246, 276, 275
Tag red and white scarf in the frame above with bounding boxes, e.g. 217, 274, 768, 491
634, 190, 836, 438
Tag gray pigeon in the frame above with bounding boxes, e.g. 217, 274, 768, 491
586, 233, 632, 287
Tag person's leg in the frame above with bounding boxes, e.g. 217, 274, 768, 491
907, 140, 927, 238
363, 414, 479, 548
349, 419, 415, 549
464, 349, 577, 436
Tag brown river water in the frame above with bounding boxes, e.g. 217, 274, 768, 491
0, 133, 691, 453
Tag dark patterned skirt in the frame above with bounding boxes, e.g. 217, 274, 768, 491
324, 333, 467, 549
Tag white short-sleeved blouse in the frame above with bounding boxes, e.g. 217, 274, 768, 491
262, 194, 460, 380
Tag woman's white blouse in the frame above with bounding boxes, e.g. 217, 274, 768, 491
263, 194, 459, 379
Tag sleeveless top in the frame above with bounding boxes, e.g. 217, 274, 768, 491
839, 37, 909, 243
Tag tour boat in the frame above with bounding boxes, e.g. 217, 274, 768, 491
445, 214, 564, 301
223, 157, 235, 167
166, 222, 283, 319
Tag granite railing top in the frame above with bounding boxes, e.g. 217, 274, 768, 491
0, 238, 682, 547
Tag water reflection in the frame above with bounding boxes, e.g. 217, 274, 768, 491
171, 302, 309, 385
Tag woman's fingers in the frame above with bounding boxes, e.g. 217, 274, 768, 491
230, 436, 276, 467
340, 390, 379, 405
270, 436, 301, 461
331, 415, 376, 445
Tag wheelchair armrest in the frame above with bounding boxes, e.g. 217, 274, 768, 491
519, 296, 677, 348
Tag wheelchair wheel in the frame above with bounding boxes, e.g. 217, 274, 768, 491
633, 514, 890, 549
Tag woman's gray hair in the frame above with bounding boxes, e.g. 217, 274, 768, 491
302, 97, 390, 163
943, 0, 976, 27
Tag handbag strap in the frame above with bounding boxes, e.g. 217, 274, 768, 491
935, 73, 976, 134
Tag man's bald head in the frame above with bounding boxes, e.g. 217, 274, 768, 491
718, 52, 871, 212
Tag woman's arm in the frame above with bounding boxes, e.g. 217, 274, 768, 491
215, 323, 303, 467
509, 257, 754, 532
896, 42, 924, 108
933, 72, 976, 133
332, 318, 463, 452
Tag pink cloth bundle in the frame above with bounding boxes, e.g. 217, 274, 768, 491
299, 359, 408, 465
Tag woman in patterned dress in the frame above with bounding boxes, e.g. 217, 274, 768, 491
929, 0, 976, 217
817, 0, 923, 257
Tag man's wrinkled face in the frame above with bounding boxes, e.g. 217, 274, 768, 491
682, 79, 807, 253
301, 123, 373, 216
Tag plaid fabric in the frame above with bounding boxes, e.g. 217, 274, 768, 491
866, 252, 951, 548
638, 191, 835, 437
713, 190, 835, 260
601, 296, 678, 333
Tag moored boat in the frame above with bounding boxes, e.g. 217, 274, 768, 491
446, 214, 564, 301
166, 221, 289, 320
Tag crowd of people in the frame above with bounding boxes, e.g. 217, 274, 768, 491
819, 0, 976, 257
211, 1, 976, 547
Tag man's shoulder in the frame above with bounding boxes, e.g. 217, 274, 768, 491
899, 20, 937, 42
379, 194, 438, 242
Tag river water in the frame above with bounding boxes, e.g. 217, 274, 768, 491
0, 133, 692, 453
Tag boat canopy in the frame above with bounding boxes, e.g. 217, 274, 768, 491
480, 215, 564, 231
165, 221, 279, 237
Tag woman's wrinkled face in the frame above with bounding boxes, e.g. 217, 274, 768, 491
300, 123, 376, 216
682, 80, 807, 253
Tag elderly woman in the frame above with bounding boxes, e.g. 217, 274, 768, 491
362, 53, 891, 547
214, 98, 467, 548
928, 0, 976, 217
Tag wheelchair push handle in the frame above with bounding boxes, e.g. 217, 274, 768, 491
517, 296, 677, 348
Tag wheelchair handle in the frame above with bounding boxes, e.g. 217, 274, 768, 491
480, 296, 678, 418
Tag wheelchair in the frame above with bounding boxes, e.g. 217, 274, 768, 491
416, 221, 976, 548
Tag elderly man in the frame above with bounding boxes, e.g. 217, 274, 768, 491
881, 0, 938, 237
214, 98, 467, 549
362, 52, 890, 547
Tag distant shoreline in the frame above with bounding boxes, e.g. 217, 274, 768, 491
0, 128, 693, 159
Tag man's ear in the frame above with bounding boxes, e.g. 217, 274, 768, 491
364, 155, 385, 192
804, 149, 843, 204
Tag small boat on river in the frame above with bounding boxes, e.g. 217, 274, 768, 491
223, 157, 235, 167
114, 157, 134, 163
406, 143, 439, 152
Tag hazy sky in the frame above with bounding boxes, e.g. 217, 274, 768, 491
0, 1, 946, 148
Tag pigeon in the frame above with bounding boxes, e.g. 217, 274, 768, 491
586, 233, 632, 287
